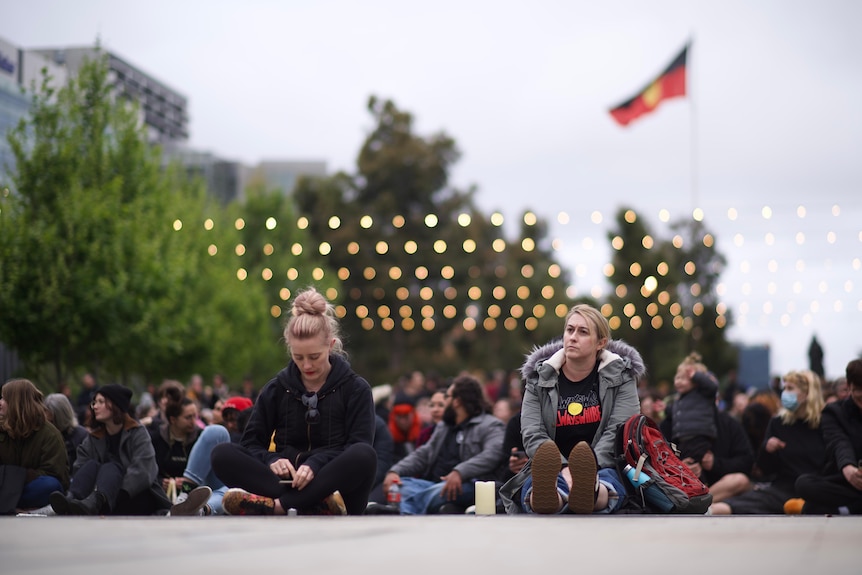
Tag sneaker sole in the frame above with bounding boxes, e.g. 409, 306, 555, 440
567, 442, 597, 514
531, 441, 562, 514
223, 488, 274, 516
171, 486, 212, 516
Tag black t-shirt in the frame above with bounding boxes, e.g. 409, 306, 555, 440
106, 431, 122, 465
428, 423, 464, 480
554, 365, 602, 458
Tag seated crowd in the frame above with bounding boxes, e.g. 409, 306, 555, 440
2, 355, 860, 517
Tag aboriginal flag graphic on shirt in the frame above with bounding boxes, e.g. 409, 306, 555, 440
609, 42, 689, 127
554, 370, 602, 457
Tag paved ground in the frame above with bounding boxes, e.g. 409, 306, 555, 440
1, 515, 857, 575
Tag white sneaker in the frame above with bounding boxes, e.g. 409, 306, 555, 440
169, 486, 212, 516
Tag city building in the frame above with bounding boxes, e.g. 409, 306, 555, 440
29, 45, 189, 144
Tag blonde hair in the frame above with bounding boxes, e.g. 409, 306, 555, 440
781, 370, 824, 428
678, 352, 708, 375
284, 287, 345, 356
564, 304, 610, 352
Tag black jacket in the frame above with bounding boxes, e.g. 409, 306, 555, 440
820, 397, 862, 475
757, 415, 825, 491
149, 423, 201, 480
660, 409, 754, 484
241, 354, 375, 476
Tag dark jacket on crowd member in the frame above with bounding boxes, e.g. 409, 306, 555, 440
0, 422, 70, 490
661, 408, 754, 484
241, 354, 375, 475
149, 423, 202, 480
820, 397, 862, 476
757, 415, 825, 492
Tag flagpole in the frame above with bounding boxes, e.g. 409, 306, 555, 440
689, 38, 697, 214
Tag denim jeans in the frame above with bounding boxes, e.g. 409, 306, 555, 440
519, 468, 627, 514
19, 474, 64, 509
183, 424, 230, 514
399, 477, 477, 515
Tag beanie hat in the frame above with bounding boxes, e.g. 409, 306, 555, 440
96, 384, 133, 414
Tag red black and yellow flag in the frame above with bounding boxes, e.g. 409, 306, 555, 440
609, 43, 688, 127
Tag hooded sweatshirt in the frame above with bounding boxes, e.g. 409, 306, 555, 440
240, 354, 375, 476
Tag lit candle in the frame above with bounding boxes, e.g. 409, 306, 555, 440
475, 480, 496, 515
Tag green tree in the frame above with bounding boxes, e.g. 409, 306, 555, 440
668, 217, 736, 376
0, 54, 275, 388
294, 97, 576, 384
605, 207, 734, 385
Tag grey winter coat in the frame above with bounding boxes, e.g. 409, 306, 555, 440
499, 339, 645, 513
75, 415, 171, 510
390, 413, 505, 482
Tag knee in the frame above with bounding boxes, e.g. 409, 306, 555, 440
201, 424, 230, 442
210, 442, 234, 468
794, 474, 815, 497
724, 472, 751, 494
347, 442, 377, 472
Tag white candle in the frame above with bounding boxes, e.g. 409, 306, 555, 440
475, 480, 496, 515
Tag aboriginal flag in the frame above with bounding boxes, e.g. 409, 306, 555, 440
609, 43, 688, 127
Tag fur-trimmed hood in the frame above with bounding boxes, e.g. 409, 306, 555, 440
519, 337, 646, 383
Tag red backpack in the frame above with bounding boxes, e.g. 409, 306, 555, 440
615, 414, 712, 514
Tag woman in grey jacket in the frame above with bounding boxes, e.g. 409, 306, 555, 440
50, 384, 170, 515
500, 304, 645, 514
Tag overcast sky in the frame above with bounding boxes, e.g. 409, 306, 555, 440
5, 0, 861, 381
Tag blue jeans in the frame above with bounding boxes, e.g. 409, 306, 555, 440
183, 424, 230, 514
519, 468, 627, 514
399, 477, 478, 515
19, 475, 64, 509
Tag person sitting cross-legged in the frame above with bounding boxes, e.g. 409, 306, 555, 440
380, 374, 506, 515
211, 287, 377, 516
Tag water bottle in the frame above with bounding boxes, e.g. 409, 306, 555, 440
387, 479, 401, 511
624, 464, 651, 487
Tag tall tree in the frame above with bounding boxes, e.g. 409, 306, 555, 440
294, 97, 575, 383
669, 217, 736, 376
0, 54, 275, 388
606, 208, 734, 385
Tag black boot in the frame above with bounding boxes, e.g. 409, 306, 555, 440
66, 491, 107, 516
49, 491, 71, 516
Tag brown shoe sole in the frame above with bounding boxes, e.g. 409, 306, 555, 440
567, 442, 597, 514
531, 441, 562, 514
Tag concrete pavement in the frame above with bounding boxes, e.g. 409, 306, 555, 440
1, 515, 858, 575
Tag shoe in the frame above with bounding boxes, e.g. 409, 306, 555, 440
323, 491, 347, 516
49, 492, 70, 516
364, 502, 400, 515
170, 486, 212, 516
222, 488, 275, 516
567, 441, 598, 514
66, 491, 107, 516
531, 440, 563, 514
437, 502, 466, 514
784, 498, 805, 515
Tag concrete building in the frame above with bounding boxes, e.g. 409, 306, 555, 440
29, 45, 188, 144
1, 35, 327, 203
0, 35, 68, 186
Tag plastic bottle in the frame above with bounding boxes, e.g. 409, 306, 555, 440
387, 479, 401, 511
624, 464, 651, 487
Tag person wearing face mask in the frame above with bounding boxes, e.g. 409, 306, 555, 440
793, 359, 862, 515
710, 370, 826, 515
